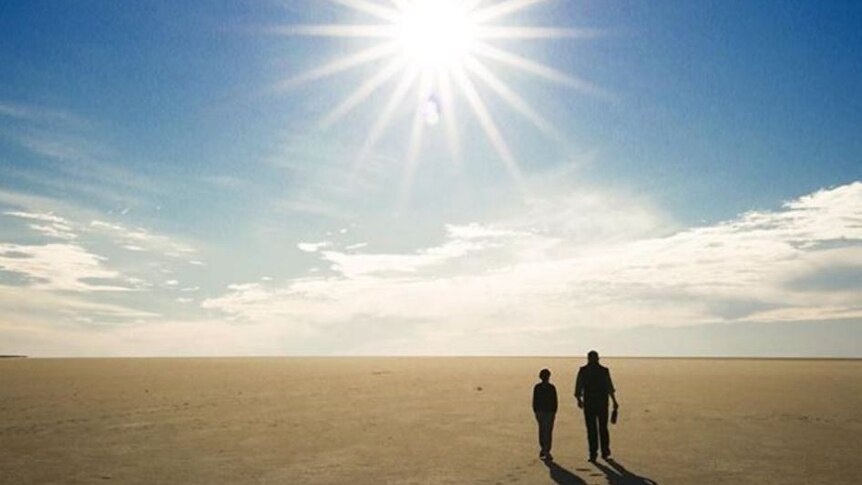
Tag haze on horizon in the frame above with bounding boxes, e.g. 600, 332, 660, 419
0, 0, 860, 358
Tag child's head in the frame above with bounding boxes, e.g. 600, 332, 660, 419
539, 368, 551, 382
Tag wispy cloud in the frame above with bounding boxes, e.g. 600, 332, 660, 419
4, 210, 78, 240
267, 131, 396, 220
89, 220, 196, 257
0, 286, 159, 320
0, 100, 90, 127
345, 242, 368, 250
0, 100, 164, 209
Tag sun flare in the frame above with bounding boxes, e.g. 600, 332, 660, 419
274, 0, 604, 196
396, 0, 476, 69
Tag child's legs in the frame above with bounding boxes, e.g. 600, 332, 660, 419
535, 412, 555, 453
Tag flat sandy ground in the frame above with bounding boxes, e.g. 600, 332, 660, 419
2, 358, 861, 484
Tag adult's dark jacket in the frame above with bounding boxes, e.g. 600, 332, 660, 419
575, 363, 615, 408
532, 382, 558, 413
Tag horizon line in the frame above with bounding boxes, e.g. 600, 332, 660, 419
4, 355, 861, 361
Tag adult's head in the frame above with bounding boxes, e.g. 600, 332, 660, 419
539, 368, 551, 382
587, 350, 599, 364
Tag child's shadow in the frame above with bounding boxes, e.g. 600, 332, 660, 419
593, 459, 659, 485
543, 461, 587, 485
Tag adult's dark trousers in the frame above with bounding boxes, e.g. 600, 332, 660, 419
535, 412, 555, 454
583, 404, 610, 457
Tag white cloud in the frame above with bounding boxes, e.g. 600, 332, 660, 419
0, 242, 125, 291
319, 230, 488, 277
445, 223, 523, 240
297, 241, 331, 253
203, 182, 862, 352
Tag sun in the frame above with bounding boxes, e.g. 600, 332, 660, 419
396, 0, 476, 70
273, 0, 604, 195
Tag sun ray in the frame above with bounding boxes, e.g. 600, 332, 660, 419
267, 24, 396, 38
471, 0, 549, 23
321, 57, 405, 128
451, 66, 523, 183
406, 71, 433, 168
436, 69, 462, 165
357, 66, 420, 166
400, 71, 434, 206
387, 0, 409, 11
463, 56, 561, 141
328, 0, 401, 22
275, 42, 399, 91
471, 41, 609, 98
474, 26, 604, 40
464, 0, 486, 8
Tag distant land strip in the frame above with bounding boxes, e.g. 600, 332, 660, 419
2, 355, 860, 361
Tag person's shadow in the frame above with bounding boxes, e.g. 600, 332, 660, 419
543, 461, 587, 485
592, 459, 659, 485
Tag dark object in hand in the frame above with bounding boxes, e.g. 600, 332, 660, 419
610, 407, 618, 424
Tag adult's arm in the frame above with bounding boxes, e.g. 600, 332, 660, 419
532, 385, 539, 413
574, 368, 584, 408
607, 369, 619, 409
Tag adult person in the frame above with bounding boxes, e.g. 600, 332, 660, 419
575, 350, 619, 461
532, 368, 558, 461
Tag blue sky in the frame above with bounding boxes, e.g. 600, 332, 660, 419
0, 0, 860, 356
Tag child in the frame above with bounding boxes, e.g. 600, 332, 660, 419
532, 368, 558, 461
